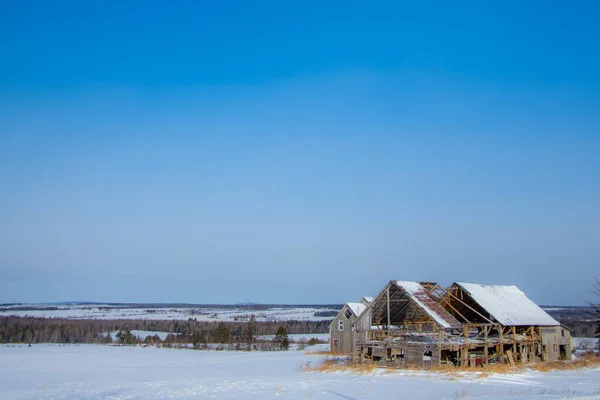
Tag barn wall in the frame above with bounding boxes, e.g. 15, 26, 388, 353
353, 307, 372, 342
329, 307, 357, 354
541, 326, 572, 361
400, 344, 440, 367
358, 342, 440, 368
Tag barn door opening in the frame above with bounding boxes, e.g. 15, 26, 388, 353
559, 345, 567, 360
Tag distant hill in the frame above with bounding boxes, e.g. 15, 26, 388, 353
541, 305, 596, 320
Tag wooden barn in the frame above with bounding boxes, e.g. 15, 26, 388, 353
355, 281, 463, 368
347, 280, 571, 368
329, 296, 372, 354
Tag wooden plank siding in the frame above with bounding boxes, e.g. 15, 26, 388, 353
356, 341, 440, 368
329, 305, 360, 354
352, 305, 372, 343
541, 326, 572, 361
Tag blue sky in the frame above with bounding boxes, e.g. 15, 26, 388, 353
1, 1, 599, 305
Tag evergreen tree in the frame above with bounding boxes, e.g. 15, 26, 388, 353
191, 331, 205, 349
213, 322, 231, 344
274, 325, 289, 350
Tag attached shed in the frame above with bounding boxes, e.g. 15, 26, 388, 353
540, 325, 572, 361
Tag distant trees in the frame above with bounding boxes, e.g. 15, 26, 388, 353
116, 329, 137, 345
144, 334, 161, 345
274, 326, 289, 350
0, 316, 328, 346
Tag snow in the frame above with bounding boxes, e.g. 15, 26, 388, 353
2, 344, 600, 399
456, 283, 560, 326
346, 302, 367, 317
256, 333, 329, 342
395, 281, 462, 329
0, 304, 337, 322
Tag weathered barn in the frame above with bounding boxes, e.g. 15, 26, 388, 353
346, 280, 571, 368
329, 297, 372, 354
355, 281, 463, 368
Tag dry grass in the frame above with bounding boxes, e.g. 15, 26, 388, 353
300, 353, 600, 377
299, 356, 379, 374
528, 353, 600, 372
303, 350, 344, 356
431, 353, 600, 375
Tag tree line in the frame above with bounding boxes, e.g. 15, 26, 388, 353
0, 316, 328, 346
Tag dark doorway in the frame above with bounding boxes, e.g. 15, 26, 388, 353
559, 345, 568, 360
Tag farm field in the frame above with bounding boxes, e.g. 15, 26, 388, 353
0, 303, 338, 322
1, 344, 600, 399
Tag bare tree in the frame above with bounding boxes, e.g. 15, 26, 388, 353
590, 278, 600, 347
243, 315, 258, 349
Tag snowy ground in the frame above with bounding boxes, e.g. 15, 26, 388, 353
0, 304, 337, 322
2, 345, 600, 399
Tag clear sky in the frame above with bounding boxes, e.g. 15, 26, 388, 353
1, 1, 599, 305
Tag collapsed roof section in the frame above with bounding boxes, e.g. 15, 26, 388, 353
370, 281, 463, 330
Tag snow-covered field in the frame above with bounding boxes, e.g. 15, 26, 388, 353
1, 344, 600, 399
0, 304, 337, 321
104, 332, 328, 343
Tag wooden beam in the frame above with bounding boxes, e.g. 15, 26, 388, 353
386, 285, 391, 329
484, 325, 489, 367
463, 326, 469, 367
499, 328, 504, 363
389, 298, 411, 323
506, 349, 515, 366
512, 326, 517, 360
437, 296, 471, 323
442, 288, 495, 324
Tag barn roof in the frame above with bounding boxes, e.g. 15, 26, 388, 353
346, 302, 367, 317
395, 281, 463, 329
455, 282, 559, 326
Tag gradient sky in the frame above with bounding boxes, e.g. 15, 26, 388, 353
1, 1, 599, 305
